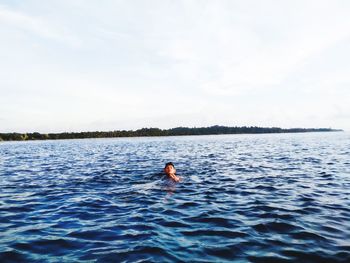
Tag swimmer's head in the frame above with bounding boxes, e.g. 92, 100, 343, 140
164, 162, 175, 169
164, 162, 176, 175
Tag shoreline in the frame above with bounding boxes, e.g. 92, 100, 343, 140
0, 126, 343, 142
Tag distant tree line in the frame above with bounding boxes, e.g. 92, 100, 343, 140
0, 125, 342, 141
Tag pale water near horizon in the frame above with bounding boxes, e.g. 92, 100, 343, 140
1, 132, 349, 262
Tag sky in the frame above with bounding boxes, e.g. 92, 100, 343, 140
0, 0, 350, 133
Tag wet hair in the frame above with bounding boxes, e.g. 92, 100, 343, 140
164, 162, 175, 168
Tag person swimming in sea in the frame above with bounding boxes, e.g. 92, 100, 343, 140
164, 162, 181, 182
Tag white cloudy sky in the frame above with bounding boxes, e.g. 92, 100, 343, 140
1, 0, 349, 132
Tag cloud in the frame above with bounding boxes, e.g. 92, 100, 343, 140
0, 1, 350, 132
0, 4, 81, 47
196, 1, 350, 96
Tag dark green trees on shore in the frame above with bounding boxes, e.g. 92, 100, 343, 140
0, 125, 341, 141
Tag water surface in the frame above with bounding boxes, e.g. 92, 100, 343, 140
1, 132, 350, 262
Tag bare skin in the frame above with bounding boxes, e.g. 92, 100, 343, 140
164, 164, 181, 182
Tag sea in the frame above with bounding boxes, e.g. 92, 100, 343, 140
0, 132, 349, 262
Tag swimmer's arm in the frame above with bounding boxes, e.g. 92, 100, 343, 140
169, 174, 181, 182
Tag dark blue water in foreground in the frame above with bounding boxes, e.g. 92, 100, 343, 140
1, 132, 350, 262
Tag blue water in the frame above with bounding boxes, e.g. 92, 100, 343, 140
1, 132, 350, 262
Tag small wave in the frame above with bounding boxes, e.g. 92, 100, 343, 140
13, 238, 82, 254
181, 229, 248, 238
252, 222, 301, 233
1, 133, 349, 262
184, 215, 239, 228
204, 245, 243, 260
0, 251, 29, 263
289, 231, 329, 242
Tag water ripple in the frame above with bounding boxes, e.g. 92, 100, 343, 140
1, 132, 350, 262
